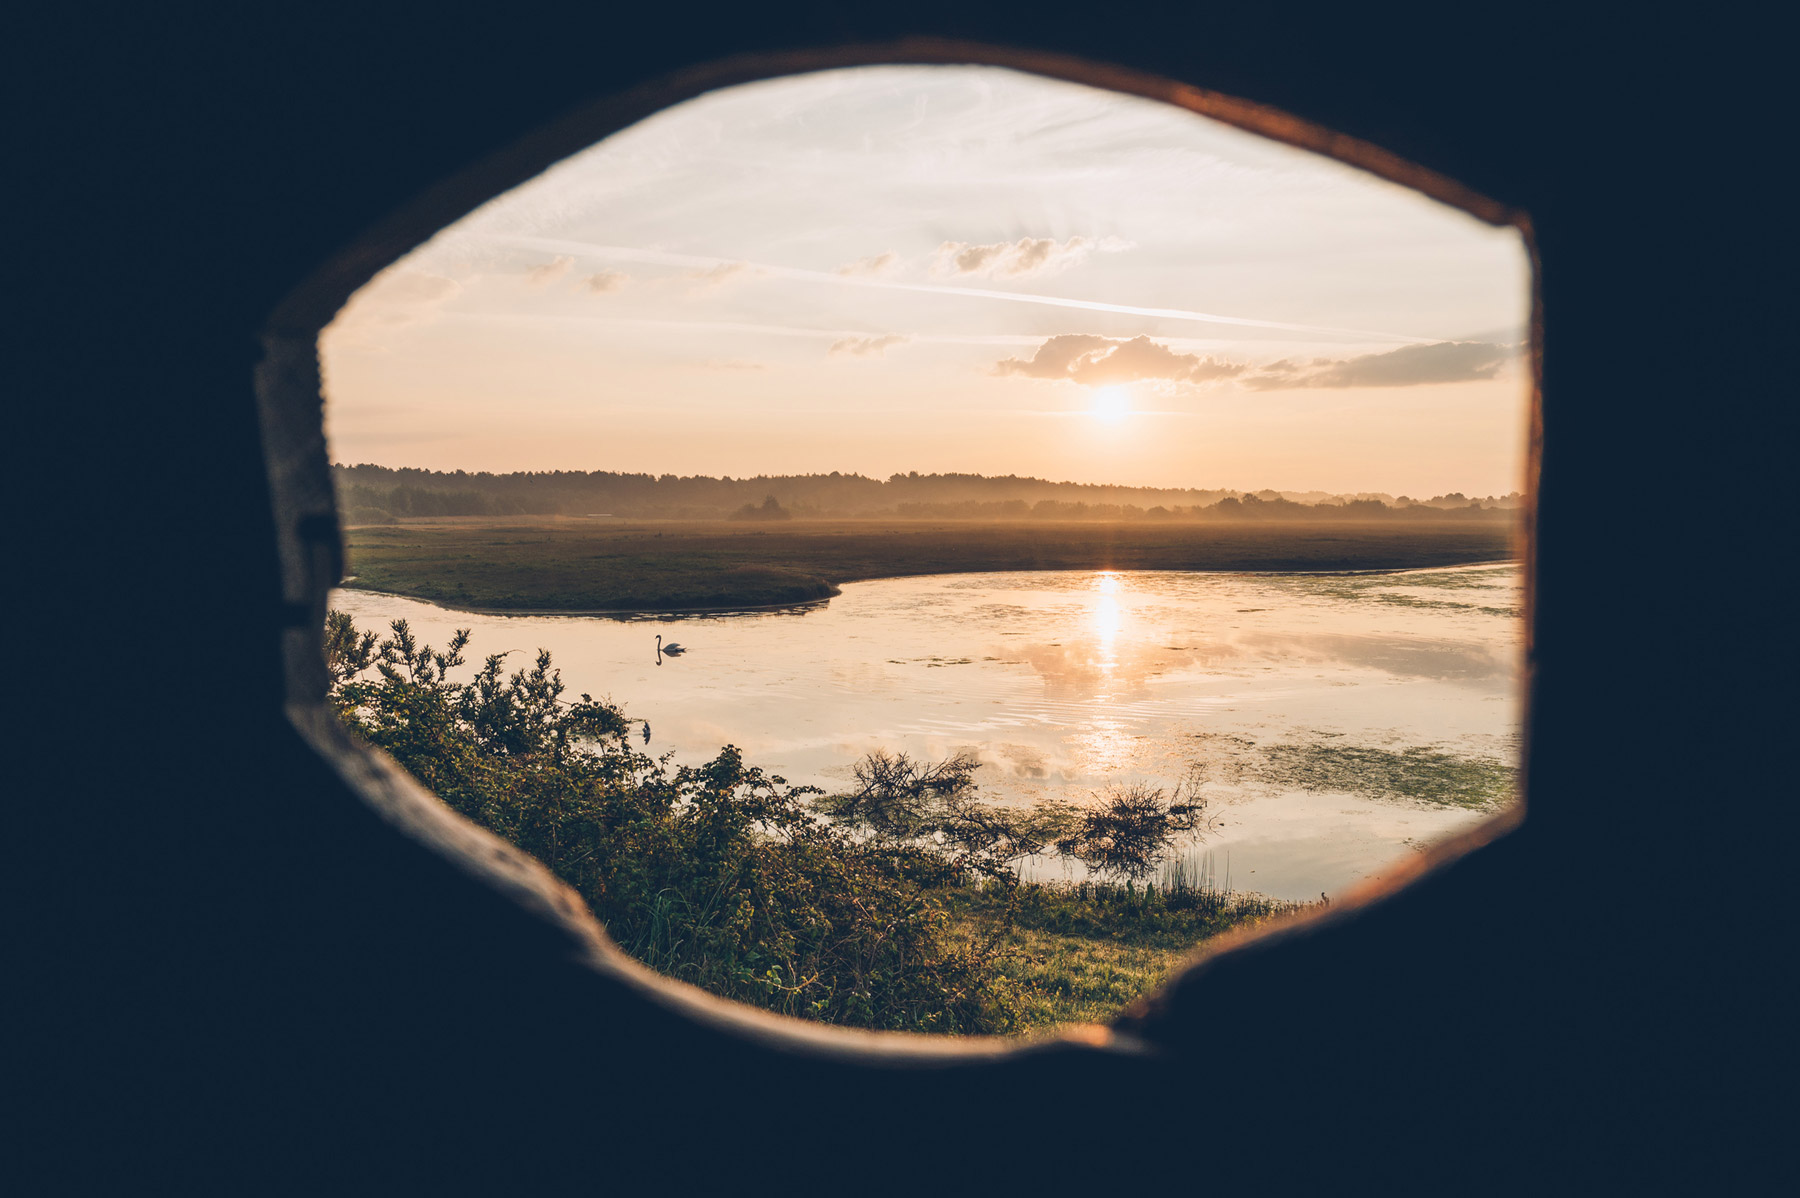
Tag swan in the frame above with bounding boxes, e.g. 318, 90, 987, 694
656, 634, 686, 656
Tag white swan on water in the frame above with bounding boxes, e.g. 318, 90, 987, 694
656, 634, 686, 656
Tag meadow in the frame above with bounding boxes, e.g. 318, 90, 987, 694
343, 517, 1520, 612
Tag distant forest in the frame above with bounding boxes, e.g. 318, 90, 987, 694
333, 463, 1524, 525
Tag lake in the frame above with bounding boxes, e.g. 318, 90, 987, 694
330, 563, 1522, 901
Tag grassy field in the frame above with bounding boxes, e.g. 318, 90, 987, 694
342, 516, 1520, 612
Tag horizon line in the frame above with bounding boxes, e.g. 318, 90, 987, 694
331, 460, 1519, 498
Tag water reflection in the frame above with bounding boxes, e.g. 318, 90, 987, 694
1094, 570, 1121, 681
330, 564, 1521, 899
1021, 571, 1204, 703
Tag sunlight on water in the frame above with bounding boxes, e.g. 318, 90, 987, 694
331, 564, 1521, 900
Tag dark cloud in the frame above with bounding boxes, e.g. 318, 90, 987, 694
994, 334, 1244, 386
1243, 341, 1515, 390
830, 333, 911, 357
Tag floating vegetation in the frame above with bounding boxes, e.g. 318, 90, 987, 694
1366, 593, 1519, 617
1258, 742, 1517, 809
1376, 566, 1514, 591
1280, 565, 1519, 618
1190, 731, 1517, 809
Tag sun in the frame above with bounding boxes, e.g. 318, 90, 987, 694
1090, 386, 1133, 425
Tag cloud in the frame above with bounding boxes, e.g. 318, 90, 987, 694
1242, 340, 1516, 389
686, 260, 753, 293
829, 333, 912, 358
932, 235, 1131, 280
584, 269, 630, 293
524, 256, 573, 285
995, 334, 1243, 386
835, 251, 902, 277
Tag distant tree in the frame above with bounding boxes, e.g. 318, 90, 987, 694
730, 494, 792, 521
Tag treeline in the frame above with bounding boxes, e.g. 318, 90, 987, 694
339, 483, 533, 525
334, 462, 1523, 524
892, 495, 1505, 522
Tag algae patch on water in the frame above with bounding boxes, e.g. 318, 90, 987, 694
1292, 565, 1521, 619
1258, 742, 1517, 809
1191, 732, 1517, 810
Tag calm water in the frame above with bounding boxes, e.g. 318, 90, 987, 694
331, 564, 1522, 900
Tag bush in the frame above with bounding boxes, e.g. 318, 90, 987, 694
327, 612, 1015, 1032
325, 614, 1240, 1033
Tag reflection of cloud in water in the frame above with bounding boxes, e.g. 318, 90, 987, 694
1018, 571, 1243, 699
1237, 631, 1514, 684
1019, 636, 1242, 698
986, 741, 1051, 779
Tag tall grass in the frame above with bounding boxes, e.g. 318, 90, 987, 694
937, 865, 1315, 1032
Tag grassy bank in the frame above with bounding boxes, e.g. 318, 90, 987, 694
326, 610, 1316, 1034
342, 517, 1520, 612
615, 868, 1308, 1035
943, 877, 1307, 1031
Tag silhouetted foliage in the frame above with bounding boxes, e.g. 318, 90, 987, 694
818, 750, 1077, 882
326, 615, 1275, 1031
1054, 783, 1208, 879
328, 614, 1013, 1031
730, 494, 792, 521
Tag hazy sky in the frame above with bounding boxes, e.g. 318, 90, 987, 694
322, 65, 1530, 496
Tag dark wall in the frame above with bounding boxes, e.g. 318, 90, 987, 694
16, 3, 1779, 1191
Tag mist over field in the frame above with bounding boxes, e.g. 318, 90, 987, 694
335, 462, 1522, 526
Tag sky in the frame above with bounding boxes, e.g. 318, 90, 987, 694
321, 65, 1531, 497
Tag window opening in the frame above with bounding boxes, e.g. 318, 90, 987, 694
317, 64, 1531, 1036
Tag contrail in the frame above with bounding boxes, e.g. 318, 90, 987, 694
448, 311, 1053, 348
497, 235, 1435, 344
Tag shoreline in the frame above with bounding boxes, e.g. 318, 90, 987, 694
334, 558, 1521, 618
334, 583, 843, 619
342, 518, 1519, 616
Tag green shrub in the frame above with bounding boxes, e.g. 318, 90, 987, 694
327, 612, 1016, 1032
325, 612, 1293, 1033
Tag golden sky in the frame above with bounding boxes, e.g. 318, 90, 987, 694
322, 65, 1530, 497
